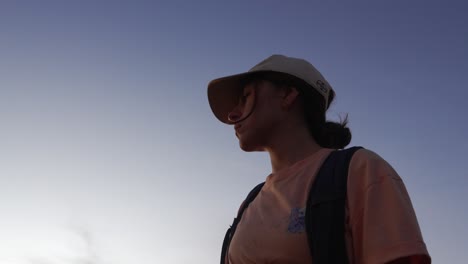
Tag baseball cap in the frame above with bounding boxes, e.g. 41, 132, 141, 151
207, 54, 334, 124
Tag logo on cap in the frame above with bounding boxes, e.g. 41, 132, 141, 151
316, 80, 328, 94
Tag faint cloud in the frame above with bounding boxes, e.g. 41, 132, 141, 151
21, 225, 110, 264
68, 225, 101, 264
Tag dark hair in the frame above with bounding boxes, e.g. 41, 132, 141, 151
245, 72, 352, 149
301, 87, 351, 149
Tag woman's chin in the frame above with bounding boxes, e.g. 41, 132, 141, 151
238, 139, 263, 152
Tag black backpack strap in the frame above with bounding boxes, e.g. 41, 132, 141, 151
221, 182, 265, 264
305, 146, 363, 264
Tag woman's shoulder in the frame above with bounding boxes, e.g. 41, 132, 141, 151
347, 147, 403, 188
351, 147, 385, 162
345, 147, 430, 263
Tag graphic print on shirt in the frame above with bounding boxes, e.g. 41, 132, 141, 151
288, 207, 305, 233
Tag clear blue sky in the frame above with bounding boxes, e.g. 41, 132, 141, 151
0, 1, 467, 263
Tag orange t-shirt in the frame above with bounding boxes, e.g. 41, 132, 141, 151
228, 148, 430, 264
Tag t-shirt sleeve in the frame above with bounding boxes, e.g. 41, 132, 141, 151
347, 149, 431, 264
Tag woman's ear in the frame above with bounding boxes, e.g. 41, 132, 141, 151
282, 87, 300, 109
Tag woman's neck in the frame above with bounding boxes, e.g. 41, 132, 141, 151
266, 127, 323, 173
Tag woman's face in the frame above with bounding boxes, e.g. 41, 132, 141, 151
228, 80, 287, 151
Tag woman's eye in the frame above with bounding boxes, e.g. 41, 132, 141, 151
240, 93, 250, 104
239, 96, 245, 104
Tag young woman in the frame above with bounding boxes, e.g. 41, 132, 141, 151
207, 55, 430, 264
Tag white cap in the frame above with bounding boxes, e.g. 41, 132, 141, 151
207, 54, 334, 124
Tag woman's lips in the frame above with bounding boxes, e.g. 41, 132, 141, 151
234, 124, 243, 135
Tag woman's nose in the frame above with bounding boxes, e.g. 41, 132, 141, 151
227, 106, 242, 123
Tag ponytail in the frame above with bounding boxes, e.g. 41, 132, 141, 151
302, 88, 352, 149
312, 118, 351, 149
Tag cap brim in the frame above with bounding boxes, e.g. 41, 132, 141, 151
207, 71, 258, 124
208, 70, 318, 123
